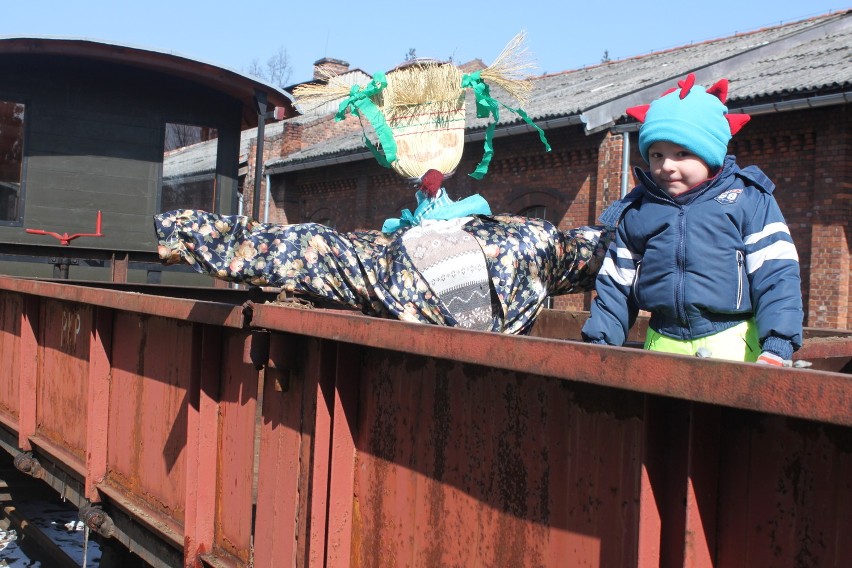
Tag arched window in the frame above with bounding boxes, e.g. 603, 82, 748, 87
519, 205, 547, 221
307, 207, 336, 229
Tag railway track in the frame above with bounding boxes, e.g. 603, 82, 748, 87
0, 454, 98, 567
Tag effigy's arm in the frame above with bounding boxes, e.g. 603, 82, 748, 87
469, 215, 613, 335
154, 209, 379, 312
551, 225, 614, 296
154, 209, 459, 325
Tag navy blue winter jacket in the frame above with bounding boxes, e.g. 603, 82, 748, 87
582, 156, 803, 356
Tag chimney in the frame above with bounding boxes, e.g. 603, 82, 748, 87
313, 57, 350, 80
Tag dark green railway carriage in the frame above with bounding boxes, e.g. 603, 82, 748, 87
0, 37, 292, 283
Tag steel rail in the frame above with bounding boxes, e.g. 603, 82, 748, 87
0, 277, 246, 328
249, 303, 852, 427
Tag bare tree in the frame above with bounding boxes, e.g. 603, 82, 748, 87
404, 48, 417, 62
601, 50, 611, 63
247, 46, 292, 89
164, 124, 216, 152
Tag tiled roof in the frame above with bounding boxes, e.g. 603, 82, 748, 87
267, 10, 851, 171
532, 11, 851, 124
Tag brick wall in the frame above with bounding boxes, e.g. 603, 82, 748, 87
243, 115, 365, 223
729, 107, 851, 330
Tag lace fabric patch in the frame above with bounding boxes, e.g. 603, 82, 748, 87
401, 218, 492, 331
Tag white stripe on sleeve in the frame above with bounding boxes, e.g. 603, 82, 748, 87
744, 222, 791, 245
746, 240, 799, 273
600, 257, 636, 286
614, 245, 642, 261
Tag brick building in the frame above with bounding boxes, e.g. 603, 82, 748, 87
244, 11, 851, 330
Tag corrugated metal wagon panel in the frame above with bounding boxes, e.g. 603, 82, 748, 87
212, 328, 259, 565
0, 277, 850, 567
248, 303, 852, 568
106, 311, 194, 531
715, 412, 852, 567
353, 351, 644, 567
0, 292, 22, 425
35, 299, 92, 466
252, 355, 306, 567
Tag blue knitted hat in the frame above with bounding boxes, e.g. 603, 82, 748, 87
627, 74, 751, 169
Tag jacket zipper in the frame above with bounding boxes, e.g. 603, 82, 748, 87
676, 208, 687, 325
736, 250, 745, 309
631, 260, 642, 304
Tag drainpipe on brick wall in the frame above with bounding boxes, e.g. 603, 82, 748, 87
264, 173, 271, 222
253, 90, 269, 219
613, 123, 640, 199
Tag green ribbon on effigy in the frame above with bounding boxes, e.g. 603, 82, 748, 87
336, 73, 396, 168
461, 71, 552, 179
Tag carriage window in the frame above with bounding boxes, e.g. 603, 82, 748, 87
0, 100, 26, 223
161, 123, 218, 211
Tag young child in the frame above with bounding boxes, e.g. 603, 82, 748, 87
581, 73, 803, 366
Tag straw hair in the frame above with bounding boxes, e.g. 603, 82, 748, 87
290, 31, 537, 179
480, 31, 536, 106
291, 66, 354, 112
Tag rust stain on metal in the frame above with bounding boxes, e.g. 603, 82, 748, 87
211, 329, 258, 563
105, 312, 194, 525
353, 349, 643, 566
0, 292, 22, 421
358, 352, 399, 568
35, 300, 92, 463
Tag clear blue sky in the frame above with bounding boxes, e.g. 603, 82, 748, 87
2, 1, 847, 86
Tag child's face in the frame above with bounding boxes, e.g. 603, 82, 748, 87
648, 141, 712, 196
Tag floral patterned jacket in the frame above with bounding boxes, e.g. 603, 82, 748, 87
154, 209, 612, 335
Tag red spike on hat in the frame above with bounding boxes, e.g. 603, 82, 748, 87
706, 79, 729, 103
677, 73, 696, 99
726, 113, 751, 135
419, 169, 444, 199
626, 104, 651, 123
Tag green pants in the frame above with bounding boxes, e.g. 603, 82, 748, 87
644, 320, 760, 362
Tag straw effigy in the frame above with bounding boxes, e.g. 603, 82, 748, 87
292, 31, 543, 182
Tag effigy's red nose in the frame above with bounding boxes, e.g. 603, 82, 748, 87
419, 169, 443, 198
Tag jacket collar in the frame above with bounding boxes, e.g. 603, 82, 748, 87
635, 155, 740, 203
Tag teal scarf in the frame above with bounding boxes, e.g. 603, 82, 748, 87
382, 188, 491, 233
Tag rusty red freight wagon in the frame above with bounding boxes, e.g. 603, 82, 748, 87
0, 275, 850, 567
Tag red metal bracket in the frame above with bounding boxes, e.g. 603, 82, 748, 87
26, 211, 103, 245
